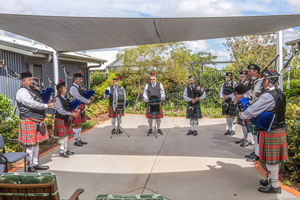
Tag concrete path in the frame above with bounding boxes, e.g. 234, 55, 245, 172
32, 115, 299, 200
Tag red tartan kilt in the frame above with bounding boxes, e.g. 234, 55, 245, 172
18, 118, 49, 145
80, 103, 86, 123
72, 110, 82, 126
259, 128, 288, 165
146, 102, 163, 119
108, 105, 124, 118
54, 118, 73, 137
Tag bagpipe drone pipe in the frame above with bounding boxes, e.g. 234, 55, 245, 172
81, 83, 96, 99
33, 81, 55, 103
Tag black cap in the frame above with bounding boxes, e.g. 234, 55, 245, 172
73, 71, 83, 78
247, 64, 260, 72
239, 71, 248, 75
263, 69, 279, 84
56, 78, 66, 90
188, 75, 195, 79
226, 72, 233, 77
150, 72, 156, 77
20, 71, 32, 79
234, 84, 251, 95
113, 76, 120, 81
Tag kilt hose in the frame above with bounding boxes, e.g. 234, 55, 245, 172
54, 118, 73, 138
222, 101, 236, 117
108, 105, 124, 118
80, 103, 86, 123
146, 102, 163, 119
259, 128, 288, 165
18, 118, 49, 145
186, 103, 202, 119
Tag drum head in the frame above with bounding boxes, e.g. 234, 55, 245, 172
113, 88, 126, 113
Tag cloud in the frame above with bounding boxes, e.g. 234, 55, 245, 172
282, 28, 300, 48
286, 0, 300, 11
184, 40, 211, 52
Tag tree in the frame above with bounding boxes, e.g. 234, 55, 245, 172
190, 52, 218, 71
224, 34, 287, 73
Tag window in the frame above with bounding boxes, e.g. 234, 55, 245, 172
33, 65, 43, 84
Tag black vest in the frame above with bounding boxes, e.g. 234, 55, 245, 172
222, 81, 234, 95
55, 95, 70, 121
17, 85, 45, 119
109, 85, 122, 106
147, 82, 161, 100
187, 85, 200, 106
72, 84, 86, 98
268, 89, 286, 130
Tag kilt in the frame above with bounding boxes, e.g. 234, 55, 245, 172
80, 103, 86, 123
259, 128, 288, 165
18, 118, 49, 145
237, 115, 243, 126
54, 118, 73, 138
108, 105, 124, 118
247, 123, 258, 135
72, 110, 82, 126
186, 104, 202, 119
222, 101, 236, 117
146, 102, 163, 119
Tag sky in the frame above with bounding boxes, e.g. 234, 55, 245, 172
0, 0, 300, 68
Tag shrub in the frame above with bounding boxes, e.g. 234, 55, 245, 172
0, 119, 21, 152
0, 93, 13, 121
44, 114, 54, 133
283, 79, 300, 99
81, 120, 98, 131
91, 71, 107, 88
85, 103, 106, 119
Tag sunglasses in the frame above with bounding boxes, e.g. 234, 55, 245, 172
150, 78, 156, 80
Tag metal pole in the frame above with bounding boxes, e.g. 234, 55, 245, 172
53, 50, 59, 95
277, 31, 283, 89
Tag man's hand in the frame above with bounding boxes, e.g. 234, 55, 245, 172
76, 109, 80, 115
195, 97, 200, 101
191, 99, 196, 104
234, 94, 244, 104
161, 98, 164, 101
90, 96, 94, 103
145, 100, 148, 103
50, 98, 56, 103
71, 112, 77, 117
238, 112, 242, 119
47, 103, 56, 109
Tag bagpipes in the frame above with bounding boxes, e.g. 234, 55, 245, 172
0, 60, 20, 86
187, 71, 204, 115
62, 65, 96, 99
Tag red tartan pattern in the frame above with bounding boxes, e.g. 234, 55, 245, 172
54, 118, 73, 138
18, 118, 49, 145
259, 128, 288, 165
108, 105, 124, 118
72, 110, 82, 126
80, 103, 86, 123
146, 103, 163, 119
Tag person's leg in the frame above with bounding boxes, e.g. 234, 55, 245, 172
231, 117, 236, 132
259, 164, 281, 193
26, 145, 34, 171
242, 126, 248, 140
32, 143, 49, 170
193, 120, 198, 136
78, 127, 87, 144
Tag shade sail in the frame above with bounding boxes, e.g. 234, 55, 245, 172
0, 13, 300, 52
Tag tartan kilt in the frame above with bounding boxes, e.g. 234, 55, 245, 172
186, 104, 202, 119
72, 110, 82, 126
259, 128, 288, 165
18, 118, 49, 145
237, 115, 243, 126
247, 123, 258, 135
54, 118, 73, 138
222, 101, 237, 117
80, 103, 86, 123
108, 105, 124, 118
146, 103, 163, 119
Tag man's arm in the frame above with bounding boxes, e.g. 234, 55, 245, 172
143, 84, 148, 102
160, 84, 166, 100
55, 97, 71, 116
16, 88, 48, 110
183, 88, 192, 102
70, 86, 90, 104
220, 83, 224, 98
200, 88, 206, 100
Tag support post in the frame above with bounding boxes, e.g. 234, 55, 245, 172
277, 31, 283, 89
53, 50, 59, 95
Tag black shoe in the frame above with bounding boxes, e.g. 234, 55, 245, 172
33, 163, 49, 170
157, 129, 163, 134
258, 184, 281, 194
240, 140, 249, 147
250, 153, 256, 159
235, 138, 244, 144
117, 129, 123, 134
66, 150, 75, 155
74, 141, 83, 147
260, 179, 270, 187
27, 166, 37, 172
224, 130, 230, 135
193, 130, 198, 136
245, 152, 254, 158
111, 129, 116, 134
229, 130, 236, 135
79, 140, 87, 145
187, 130, 193, 135
254, 155, 260, 161
148, 129, 152, 134
246, 155, 259, 162
60, 152, 69, 158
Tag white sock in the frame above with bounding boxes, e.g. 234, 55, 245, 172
227, 118, 232, 131
253, 135, 259, 157
247, 132, 253, 142
73, 128, 79, 142
148, 119, 153, 129
111, 118, 116, 129
267, 164, 280, 188
32, 146, 39, 166
231, 119, 236, 131
242, 126, 248, 140
59, 139, 65, 153
156, 119, 161, 129
64, 136, 68, 153
118, 117, 122, 125
193, 120, 198, 132
190, 120, 194, 131
26, 147, 34, 167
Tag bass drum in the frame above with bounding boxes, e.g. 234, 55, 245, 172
113, 88, 126, 113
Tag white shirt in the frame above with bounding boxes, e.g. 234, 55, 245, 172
104, 85, 122, 99
243, 78, 263, 98
16, 86, 48, 110
220, 81, 237, 101
143, 82, 166, 101
183, 85, 206, 102
55, 95, 71, 116
241, 87, 276, 119
70, 83, 90, 104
